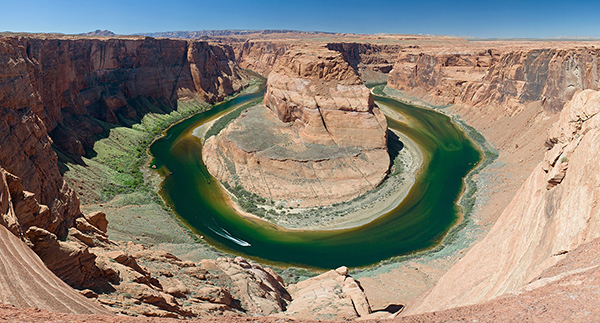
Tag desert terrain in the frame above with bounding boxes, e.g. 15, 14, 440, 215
0, 29, 600, 322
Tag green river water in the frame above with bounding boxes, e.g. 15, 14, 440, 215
149, 84, 481, 269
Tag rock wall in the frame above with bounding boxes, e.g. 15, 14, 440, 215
232, 40, 401, 84
0, 107, 79, 239
326, 42, 401, 84
231, 41, 291, 77
387, 50, 499, 106
463, 48, 600, 113
0, 36, 249, 237
263, 48, 387, 148
407, 89, 600, 314
203, 47, 389, 207
1, 36, 249, 157
0, 35, 251, 311
388, 47, 600, 113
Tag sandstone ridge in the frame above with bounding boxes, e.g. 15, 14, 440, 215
203, 47, 389, 207
407, 89, 600, 314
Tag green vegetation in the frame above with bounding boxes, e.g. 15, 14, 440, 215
61, 96, 211, 203
348, 84, 499, 276
224, 182, 274, 215
204, 98, 263, 139
275, 267, 319, 285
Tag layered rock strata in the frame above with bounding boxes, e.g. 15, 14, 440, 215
0, 36, 249, 158
0, 224, 109, 315
407, 89, 600, 314
0, 35, 251, 313
232, 40, 401, 84
0, 35, 249, 237
388, 47, 600, 113
204, 48, 389, 207
326, 42, 401, 84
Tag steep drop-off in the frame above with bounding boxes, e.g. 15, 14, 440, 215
232, 41, 401, 84
388, 47, 600, 113
0, 35, 251, 314
0, 36, 250, 238
203, 47, 389, 207
407, 89, 600, 314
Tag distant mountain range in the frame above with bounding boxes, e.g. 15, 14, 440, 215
79, 29, 116, 37
134, 29, 336, 39
77, 30, 600, 41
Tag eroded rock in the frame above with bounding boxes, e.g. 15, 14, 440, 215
204, 47, 390, 207
281, 266, 371, 320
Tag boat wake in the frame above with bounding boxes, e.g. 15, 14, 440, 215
208, 224, 251, 247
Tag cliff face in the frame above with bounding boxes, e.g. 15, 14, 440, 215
0, 36, 251, 312
204, 47, 389, 207
0, 107, 79, 239
387, 50, 499, 106
408, 89, 600, 314
462, 48, 600, 112
1, 37, 248, 156
388, 48, 600, 113
326, 42, 401, 84
0, 36, 249, 238
263, 48, 386, 148
231, 41, 291, 76
232, 41, 401, 85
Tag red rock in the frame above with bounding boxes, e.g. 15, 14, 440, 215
85, 211, 108, 233
204, 47, 389, 207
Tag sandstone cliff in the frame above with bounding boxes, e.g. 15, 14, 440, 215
326, 42, 401, 84
0, 35, 249, 233
203, 47, 389, 207
407, 89, 600, 314
232, 40, 401, 84
388, 47, 600, 114
1, 36, 249, 156
231, 41, 291, 77
0, 35, 251, 313
387, 50, 499, 106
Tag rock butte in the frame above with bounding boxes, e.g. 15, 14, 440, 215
1, 30, 600, 321
203, 47, 389, 207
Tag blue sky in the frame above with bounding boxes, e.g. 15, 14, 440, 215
2, 0, 600, 38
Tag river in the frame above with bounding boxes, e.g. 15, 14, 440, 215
149, 84, 481, 269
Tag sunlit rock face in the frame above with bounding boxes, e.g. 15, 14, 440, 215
204, 47, 390, 207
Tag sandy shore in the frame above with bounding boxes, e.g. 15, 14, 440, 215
217, 130, 422, 231
284, 129, 422, 231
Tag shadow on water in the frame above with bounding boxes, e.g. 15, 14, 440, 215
387, 130, 404, 162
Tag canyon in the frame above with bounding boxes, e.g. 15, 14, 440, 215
0, 30, 600, 322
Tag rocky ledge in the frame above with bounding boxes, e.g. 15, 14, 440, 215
203, 47, 389, 207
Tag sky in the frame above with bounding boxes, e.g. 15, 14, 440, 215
2, 0, 600, 38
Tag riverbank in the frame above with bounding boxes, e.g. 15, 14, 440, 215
189, 96, 424, 231
62, 80, 264, 260
66, 76, 483, 271
213, 127, 423, 231
353, 85, 539, 310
